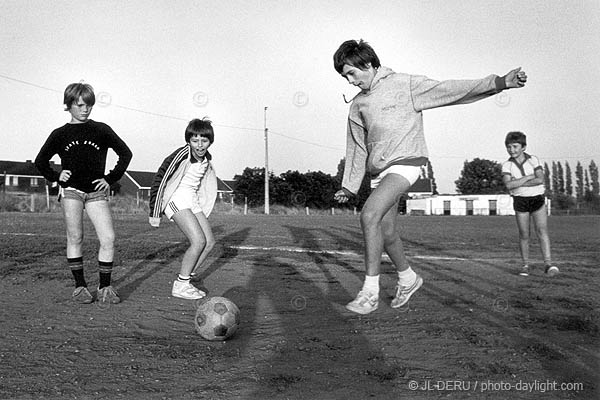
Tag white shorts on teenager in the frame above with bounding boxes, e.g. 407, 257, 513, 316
370, 165, 422, 189
164, 188, 203, 220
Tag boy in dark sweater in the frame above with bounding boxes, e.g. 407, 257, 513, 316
35, 83, 132, 304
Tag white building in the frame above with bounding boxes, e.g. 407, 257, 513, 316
407, 194, 520, 216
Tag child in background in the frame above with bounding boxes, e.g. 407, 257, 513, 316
333, 39, 528, 314
502, 131, 558, 277
35, 83, 132, 304
149, 118, 218, 300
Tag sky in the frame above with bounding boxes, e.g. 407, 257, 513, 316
1, 0, 599, 194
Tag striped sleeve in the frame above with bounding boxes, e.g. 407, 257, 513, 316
149, 146, 188, 222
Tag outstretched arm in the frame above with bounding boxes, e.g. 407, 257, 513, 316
411, 67, 528, 111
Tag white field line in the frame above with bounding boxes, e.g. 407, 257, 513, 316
226, 244, 476, 261
0, 232, 499, 262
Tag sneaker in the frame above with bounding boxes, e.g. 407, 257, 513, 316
519, 265, 530, 276
97, 286, 121, 304
346, 291, 379, 314
391, 274, 423, 308
172, 280, 206, 300
72, 286, 93, 304
545, 265, 559, 277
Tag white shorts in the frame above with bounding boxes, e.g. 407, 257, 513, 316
164, 189, 202, 220
370, 165, 422, 189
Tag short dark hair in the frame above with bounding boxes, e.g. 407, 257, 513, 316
333, 39, 381, 74
64, 83, 95, 110
185, 118, 214, 143
505, 131, 527, 147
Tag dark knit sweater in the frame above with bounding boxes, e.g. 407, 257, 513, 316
35, 120, 132, 193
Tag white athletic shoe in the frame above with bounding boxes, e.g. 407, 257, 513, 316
391, 274, 423, 308
172, 280, 206, 300
346, 291, 379, 315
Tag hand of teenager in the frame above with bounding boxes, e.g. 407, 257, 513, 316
58, 170, 71, 182
334, 189, 349, 203
93, 178, 110, 192
504, 67, 527, 88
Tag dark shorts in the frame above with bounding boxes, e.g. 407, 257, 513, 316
513, 195, 545, 213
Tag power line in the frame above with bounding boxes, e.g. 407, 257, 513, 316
269, 130, 343, 151
0, 73, 61, 93
1, 72, 343, 150
2, 73, 593, 157
0, 73, 262, 132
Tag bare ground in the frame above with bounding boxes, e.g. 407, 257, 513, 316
0, 213, 598, 399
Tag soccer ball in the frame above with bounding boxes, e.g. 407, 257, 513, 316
194, 296, 240, 341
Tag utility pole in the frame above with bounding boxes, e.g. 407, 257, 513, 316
264, 106, 270, 215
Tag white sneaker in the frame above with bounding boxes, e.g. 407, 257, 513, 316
346, 291, 379, 314
391, 274, 423, 308
172, 280, 206, 300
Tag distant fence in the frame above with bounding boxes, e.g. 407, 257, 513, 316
2, 192, 598, 216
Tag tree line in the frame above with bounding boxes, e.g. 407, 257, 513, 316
232, 159, 369, 209
232, 157, 599, 213
232, 159, 437, 210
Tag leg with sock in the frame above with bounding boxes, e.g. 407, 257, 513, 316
379, 193, 423, 310
68, 257, 92, 303
98, 261, 113, 289
97, 260, 120, 304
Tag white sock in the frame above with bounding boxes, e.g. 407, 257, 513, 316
398, 267, 417, 286
362, 275, 380, 295
177, 274, 191, 282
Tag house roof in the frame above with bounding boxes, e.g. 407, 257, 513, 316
218, 179, 234, 192
124, 170, 234, 192
222, 179, 236, 191
124, 171, 155, 189
0, 160, 55, 177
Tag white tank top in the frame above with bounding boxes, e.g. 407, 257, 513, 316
177, 159, 208, 193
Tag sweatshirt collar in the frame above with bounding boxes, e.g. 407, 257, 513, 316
367, 66, 394, 91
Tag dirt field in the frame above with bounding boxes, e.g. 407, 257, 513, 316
0, 212, 598, 399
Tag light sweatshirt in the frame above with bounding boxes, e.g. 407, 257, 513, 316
342, 66, 507, 194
